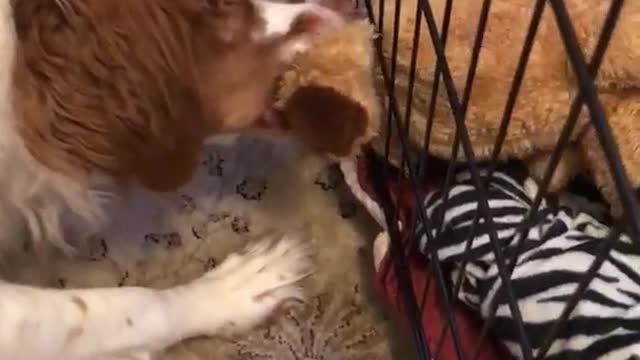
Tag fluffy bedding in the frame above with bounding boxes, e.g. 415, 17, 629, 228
341, 152, 640, 359
414, 163, 640, 359
4, 137, 399, 359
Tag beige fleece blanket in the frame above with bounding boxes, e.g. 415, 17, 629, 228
7, 136, 404, 359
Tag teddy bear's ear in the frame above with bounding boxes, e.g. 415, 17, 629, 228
283, 85, 370, 158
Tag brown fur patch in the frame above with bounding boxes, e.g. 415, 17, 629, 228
283, 85, 368, 157
11, 0, 285, 192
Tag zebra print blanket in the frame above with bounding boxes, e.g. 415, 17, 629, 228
416, 164, 640, 360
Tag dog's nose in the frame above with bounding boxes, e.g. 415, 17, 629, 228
252, 0, 345, 40
289, 6, 345, 36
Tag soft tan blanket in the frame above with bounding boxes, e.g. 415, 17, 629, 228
8, 136, 403, 359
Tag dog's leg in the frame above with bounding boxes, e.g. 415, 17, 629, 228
0, 234, 312, 360
97, 351, 152, 360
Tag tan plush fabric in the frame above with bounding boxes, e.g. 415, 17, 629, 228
276, 21, 381, 160
5, 137, 399, 359
369, 0, 640, 212
370, 0, 574, 162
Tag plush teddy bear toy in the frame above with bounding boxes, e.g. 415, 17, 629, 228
368, 0, 640, 215
273, 20, 382, 161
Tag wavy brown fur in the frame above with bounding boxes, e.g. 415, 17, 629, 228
11, 0, 277, 192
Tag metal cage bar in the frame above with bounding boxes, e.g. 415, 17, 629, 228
362, 0, 639, 359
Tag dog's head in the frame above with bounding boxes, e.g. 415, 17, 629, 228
11, 0, 344, 192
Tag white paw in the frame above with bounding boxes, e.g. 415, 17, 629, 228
175, 234, 314, 337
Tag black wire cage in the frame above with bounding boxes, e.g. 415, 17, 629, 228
357, 0, 640, 359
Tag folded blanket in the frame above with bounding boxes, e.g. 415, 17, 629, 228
342, 151, 640, 359
414, 162, 640, 359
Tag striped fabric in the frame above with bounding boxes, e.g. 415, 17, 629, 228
415, 163, 640, 359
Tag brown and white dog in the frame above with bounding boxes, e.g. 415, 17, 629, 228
0, 0, 347, 359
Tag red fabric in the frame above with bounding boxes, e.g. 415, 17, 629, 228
374, 242, 511, 360
356, 152, 511, 360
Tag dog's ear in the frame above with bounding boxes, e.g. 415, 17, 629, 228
126, 87, 206, 192
13, 0, 208, 193
282, 85, 369, 157
131, 135, 203, 193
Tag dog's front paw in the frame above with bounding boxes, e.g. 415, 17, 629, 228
170, 235, 314, 337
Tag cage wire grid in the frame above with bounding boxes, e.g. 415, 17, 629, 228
357, 0, 640, 359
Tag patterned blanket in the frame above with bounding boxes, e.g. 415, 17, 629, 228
6, 136, 400, 359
